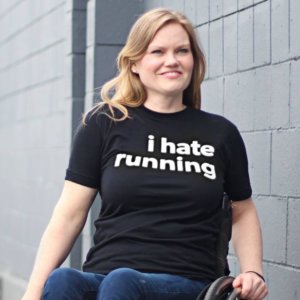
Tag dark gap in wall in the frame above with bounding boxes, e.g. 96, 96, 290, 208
69, 0, 88, 270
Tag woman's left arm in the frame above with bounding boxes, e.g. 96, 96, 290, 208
231, 198, 268, 300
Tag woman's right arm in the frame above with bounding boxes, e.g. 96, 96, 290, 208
22, 180, 98, 300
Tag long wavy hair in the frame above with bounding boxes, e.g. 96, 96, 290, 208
85, 8, 206, 122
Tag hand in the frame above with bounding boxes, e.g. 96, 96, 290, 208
232, 272, 268, 300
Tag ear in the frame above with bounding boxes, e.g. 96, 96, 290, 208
131, 63, 138, 74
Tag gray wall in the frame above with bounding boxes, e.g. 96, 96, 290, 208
197, 1, 300, 299
0, 0, 299, 299
0, 1, 71, 299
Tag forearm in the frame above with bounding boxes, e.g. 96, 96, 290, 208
232, 199, 263, 274
24, 207, 86, 298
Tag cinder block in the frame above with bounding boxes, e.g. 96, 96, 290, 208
162, 0, 184, 11
223, 0, 238, 15
271, 0, 289, 63
0, 1, 10, 14
144, 0, 162, 10
195, 0, 209, 25
291, 60, 300, 128
18, 42, 64, 91
46, 41, 65, 79
209, 19, 223, 77
210, 0, 223, 20
271, 130, 300, 197
253, 65, 271, 130
238, 7, 254, 70
23, 85, 52, 119
238, 0, 253, 10
85, 46, 96, 93
254, 1, 271, 66
33, 147, 68, 200
65, 54, 86, 98
94, 45, 123, 87
227, 255, 239, 277
0, 97, 14, 126
255, 196, 287, 263
267, 264, 300, 300
290, 0, 300, 57
39, 0, 65, 15
65, 0, 87, 12
40, 6, 66, 51
270, 62, 290, 129
196, 24, 209, 80
87, 0, 143, 46
95, 0, 147, 45
0, 272, 27, 300
224, 13, 238, 74
0, 31, 29, 70
71, 97, 85, 135
66, 9, 87, 55
44, 113, 70, 148
86, 0, 96, 48
184, 0, 197, 25
1, 56, 16, 96
224, 70, 255, 131
50, 79, 68, 114
287, 198, 300, 267
84, 91, 98, 111
12, 238, 35, 279
0, 37, 9, 69
2, 1, 27, 41
85, 44, 120, 93
243, 132, 271, 195
8, 1, 64, 44
201, 77, 224, 115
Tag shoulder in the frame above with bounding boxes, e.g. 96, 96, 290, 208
189, 108, 239, 133
82, 104, 123, 129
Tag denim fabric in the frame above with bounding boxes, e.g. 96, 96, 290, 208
42, 267, 207, 300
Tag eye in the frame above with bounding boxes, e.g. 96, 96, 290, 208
150, 49, 163, 55
177, 48, 189, 54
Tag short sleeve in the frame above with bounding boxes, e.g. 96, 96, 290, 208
65, 111, 102, 189
223, 125, 252, 201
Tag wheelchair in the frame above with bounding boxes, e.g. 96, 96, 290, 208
195, 194, 241, 300
196, 276, 240, 300
83, 194, 240, 300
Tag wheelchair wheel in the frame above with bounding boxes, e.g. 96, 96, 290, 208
196, 276, 240, 300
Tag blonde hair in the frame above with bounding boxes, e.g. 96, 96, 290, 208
85, 8, 206, 122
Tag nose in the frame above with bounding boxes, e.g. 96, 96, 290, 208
164, 52, 179, 66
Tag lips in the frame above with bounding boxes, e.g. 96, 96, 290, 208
160, 70, 182, 75
160, 70, 183, 79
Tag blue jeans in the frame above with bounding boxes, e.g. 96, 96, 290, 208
42, 267, 207, 300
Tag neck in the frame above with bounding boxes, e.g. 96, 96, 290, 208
144, 94, 185, 113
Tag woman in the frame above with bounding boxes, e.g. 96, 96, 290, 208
22, 8, 268, 300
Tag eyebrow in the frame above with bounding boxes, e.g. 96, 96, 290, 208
148, 43, 191, 49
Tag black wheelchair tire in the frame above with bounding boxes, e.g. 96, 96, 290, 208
202, 276, 240, 300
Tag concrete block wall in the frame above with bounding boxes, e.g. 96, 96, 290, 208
193, 1, 300, 299
0, 1, 71, 299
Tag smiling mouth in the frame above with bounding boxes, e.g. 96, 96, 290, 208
160, 71, 182, 75
160, 71, 183, 79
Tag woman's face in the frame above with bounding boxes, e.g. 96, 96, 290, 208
132, 23, 194, 102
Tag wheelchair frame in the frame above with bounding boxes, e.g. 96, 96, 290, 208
195, 194, 241, 300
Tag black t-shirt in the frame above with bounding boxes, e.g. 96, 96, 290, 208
65, 105, 252, 281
